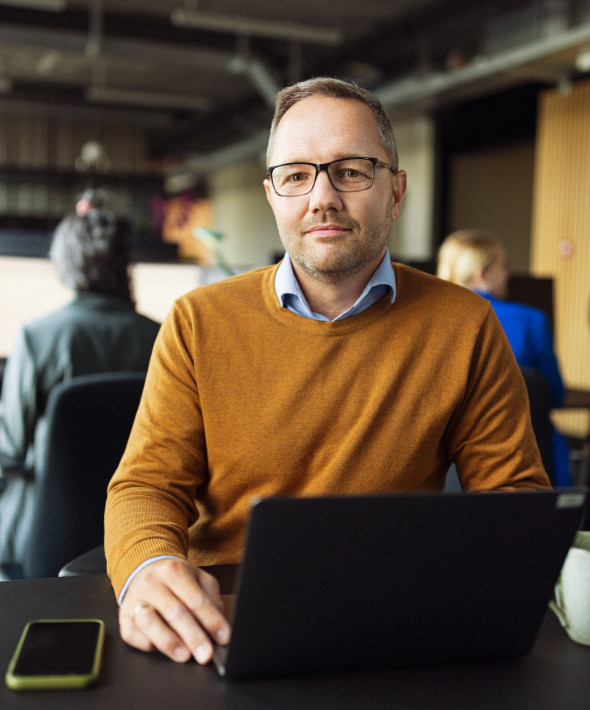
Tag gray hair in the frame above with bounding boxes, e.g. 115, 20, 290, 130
267, 77, 398, 170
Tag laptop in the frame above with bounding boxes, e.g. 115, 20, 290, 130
213, 489, 587, 679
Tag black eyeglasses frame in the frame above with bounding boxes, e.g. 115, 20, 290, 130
266, 156, 396, 197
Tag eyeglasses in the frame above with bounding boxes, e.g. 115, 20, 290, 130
267, 157, 396, 197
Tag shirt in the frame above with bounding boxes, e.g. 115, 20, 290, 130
275, 250, 396, 321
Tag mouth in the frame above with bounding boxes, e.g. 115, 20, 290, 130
304, 224, 351, 239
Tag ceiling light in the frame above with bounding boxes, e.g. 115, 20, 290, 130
75, 140, 111, 173
171, 8, 343, 46
36, 51, 61, 75
0, 76, 13, 93
575, 48, 590, 73
0, 0, 66, 11
85, 85, 212, 112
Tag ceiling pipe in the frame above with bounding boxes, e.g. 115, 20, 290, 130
0, 96, 174, 125
228, 54, 279, 109
0, 24, 235, 70
5, 10, 590, 177
86, 84, 213, 112
0, 0, 66, 10
170, 7, 343, 46
166, 128, 269, 178
170, 19, 590, 176
375, 21, 590, 109
85, 0, 103, 59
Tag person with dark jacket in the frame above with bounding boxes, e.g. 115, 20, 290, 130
0, 207, 160, 568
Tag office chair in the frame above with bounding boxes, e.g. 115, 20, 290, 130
16, 371, 145, 579
520, 367, 555, 484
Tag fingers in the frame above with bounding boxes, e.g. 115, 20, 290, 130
119, 558, 231, 665
121, 601, 193, 662
194, 567, 227, 615
119, 603, 156, 653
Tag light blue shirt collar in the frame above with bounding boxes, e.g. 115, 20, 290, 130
275, 250, 396, 322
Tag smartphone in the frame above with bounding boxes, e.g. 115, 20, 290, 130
5, 619, 105, 691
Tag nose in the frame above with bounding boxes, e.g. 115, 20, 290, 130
307, 168, 343, 212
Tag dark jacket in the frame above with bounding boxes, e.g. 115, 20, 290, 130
0, 292, 160, 565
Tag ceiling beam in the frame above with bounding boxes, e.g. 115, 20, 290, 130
170, 8, 343, 46
0, 0, 66, 10
85, 84, 213, 112
0, 22, 235, 69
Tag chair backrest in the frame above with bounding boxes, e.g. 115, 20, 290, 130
520, 367, 554, 484
22, 371, 145, 579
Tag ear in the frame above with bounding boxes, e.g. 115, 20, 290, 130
264, 178, 274, 207
470, 266, 487, 288
391, 170, 407, 221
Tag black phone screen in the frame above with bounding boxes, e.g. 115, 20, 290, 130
13, 621, 103, 676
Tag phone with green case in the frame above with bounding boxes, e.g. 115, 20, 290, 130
5, 619, 104, 691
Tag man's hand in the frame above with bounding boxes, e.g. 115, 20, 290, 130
119, 558, 231, 664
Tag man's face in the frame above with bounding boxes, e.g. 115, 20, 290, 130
264, 96, 407, 284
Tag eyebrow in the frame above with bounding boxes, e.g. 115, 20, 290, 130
270, 153, 375, 165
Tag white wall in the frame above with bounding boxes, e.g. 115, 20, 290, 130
0, 257, 205, 357
208, 158, 282, 270
388, 114, 436, 261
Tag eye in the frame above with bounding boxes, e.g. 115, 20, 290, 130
286, 171, 308, 184
333, 160, 372, 182
273, 165, 314, 188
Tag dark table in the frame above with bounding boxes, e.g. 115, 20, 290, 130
1, 571, 590, 710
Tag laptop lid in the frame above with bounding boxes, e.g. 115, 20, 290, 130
213, 489, 587, 679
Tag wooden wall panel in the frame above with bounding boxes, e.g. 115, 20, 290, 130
532, 79, 590, 436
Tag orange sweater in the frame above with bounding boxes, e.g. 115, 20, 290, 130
105, 262, 550, 596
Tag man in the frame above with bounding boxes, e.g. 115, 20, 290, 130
105, 77, 550, 666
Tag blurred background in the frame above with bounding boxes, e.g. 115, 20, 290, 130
1, 0, 589, 439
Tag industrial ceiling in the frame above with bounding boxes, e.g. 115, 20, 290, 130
2, 0, 590, 178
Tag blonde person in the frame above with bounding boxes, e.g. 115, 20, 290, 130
437, 228, 569, 485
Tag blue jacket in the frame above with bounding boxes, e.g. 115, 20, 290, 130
476, 292, 569, 485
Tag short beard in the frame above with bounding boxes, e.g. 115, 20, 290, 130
280, 198, 393, 285
291, 231, 387, 284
